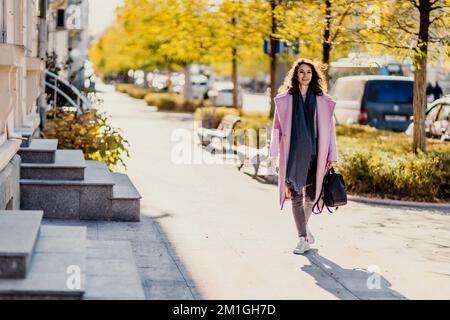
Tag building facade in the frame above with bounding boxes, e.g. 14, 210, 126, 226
0, 0, 90, 209
0, 0, 43, 209
47, 0, 89, 88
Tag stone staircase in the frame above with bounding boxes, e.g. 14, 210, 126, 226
0, 210, 145, 299
18, 138, 141, 221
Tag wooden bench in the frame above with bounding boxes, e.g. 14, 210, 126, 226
197, 114, 241, 153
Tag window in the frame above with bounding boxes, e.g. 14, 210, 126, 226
57, 9, 65, 28
365, 80, 414, 104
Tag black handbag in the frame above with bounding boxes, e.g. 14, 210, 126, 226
312, 167, 347, 214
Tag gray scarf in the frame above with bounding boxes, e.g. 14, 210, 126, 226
286, 88, 317, 192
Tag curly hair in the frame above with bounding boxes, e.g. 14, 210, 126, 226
278, 58, 328, 96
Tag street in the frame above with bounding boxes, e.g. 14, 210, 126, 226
96, 83, 450, 300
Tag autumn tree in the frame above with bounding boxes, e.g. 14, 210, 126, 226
91, 0, 215, 99
205, 0, 264, 108
276, 0, 365, 84
355, 0, 449, 154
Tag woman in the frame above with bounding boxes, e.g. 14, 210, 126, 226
269, 58, 338, 255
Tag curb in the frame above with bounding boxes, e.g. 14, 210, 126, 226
347, 195, 450, 211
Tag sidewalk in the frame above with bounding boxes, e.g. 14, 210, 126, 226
43, 216, 199, 299
91, 83, 450, 300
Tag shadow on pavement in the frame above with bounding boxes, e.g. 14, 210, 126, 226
302, 249, 408, 300
139, 213, 202, 300
44, 215, 201, 300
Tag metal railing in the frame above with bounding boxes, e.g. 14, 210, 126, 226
45, 70, 92, 113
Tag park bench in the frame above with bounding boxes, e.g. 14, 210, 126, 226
197, 114, 241, 153
235, 124, 277, 183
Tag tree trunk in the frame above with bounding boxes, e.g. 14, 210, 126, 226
167, 66, 173, 93
143, 70, 149, 89
269, 0, 277, 118
412, 0, 431, 154
231, 16, 239, 108
183, 63, 192, 101
322, 0, 332, 86
232, 46, 239, 108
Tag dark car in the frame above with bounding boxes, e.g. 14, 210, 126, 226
331, 75, 414, 132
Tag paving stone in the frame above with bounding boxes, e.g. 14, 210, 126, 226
84, 240, 145, 300
143, 280, 194, 300
138, 265, 186, 282
84, 275, 145, 300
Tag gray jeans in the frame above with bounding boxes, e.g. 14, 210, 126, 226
290, 186, 314, 238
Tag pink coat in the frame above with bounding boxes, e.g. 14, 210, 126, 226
269, 92, 338, 211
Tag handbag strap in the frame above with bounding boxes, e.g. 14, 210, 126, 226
312, 170, 328, 214
312, 186, 326, 214
312, 167, 339, 214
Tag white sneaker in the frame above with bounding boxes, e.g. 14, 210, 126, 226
293, 236, 310, 255
307, 225, 315, 245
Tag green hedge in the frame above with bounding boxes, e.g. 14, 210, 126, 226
335, 125, 450, 202
337, 150, 449, 201
145, 92, 184, 110
115, 83, 212, 112
115, 83, 133, 93
194, 107, 240, 128
115, 84, 151, 99
145, 92, 212, 112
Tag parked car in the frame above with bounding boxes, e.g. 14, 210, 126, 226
405, 95, 450, 141
208, 81, 243, 107
151, 74, 169, 91
330, 75, 414, 132
191, 75, 209, 100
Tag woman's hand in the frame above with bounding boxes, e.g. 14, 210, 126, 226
285, 185, 292, 199
326, 161, 337, 170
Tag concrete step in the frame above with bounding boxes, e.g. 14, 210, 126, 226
84, 240, 145, 300
14, 127, 39, 148
20, 161, 115, 220
21, 150, 86, 181
110, 173, 141, 222
0, 211, 43, 279
0, 225, 86, 300
18, 139, 58, 164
